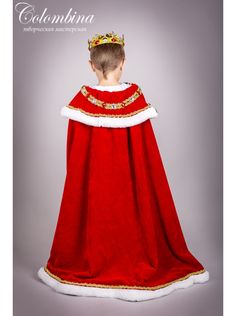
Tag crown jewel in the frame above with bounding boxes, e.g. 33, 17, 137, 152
88, 31, 125, 51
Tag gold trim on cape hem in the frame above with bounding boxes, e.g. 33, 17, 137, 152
65, 104, 151, 118
44, 266, 206, 291
80, 84, 142, 109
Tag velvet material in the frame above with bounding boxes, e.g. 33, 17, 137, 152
45, 115, 206, 289
66, 83, 153, 117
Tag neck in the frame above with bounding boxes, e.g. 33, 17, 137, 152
97, 78, 121, 86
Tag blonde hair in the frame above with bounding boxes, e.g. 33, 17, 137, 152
90, 43, 125, 79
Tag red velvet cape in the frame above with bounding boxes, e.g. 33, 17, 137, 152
44, 83, 206, 291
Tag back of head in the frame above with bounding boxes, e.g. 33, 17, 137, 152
90, 43, 125, 80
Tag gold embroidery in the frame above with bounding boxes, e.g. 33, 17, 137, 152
44, 266, 206, 291
80, 84, 142, 109
66, 104, 151, 118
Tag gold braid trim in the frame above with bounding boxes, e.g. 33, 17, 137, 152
44, 266, 206, 291
65, 104, 151, 118
80, 84, 142, 109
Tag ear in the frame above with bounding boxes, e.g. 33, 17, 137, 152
88, 60, 96, 72
119, 58, 125, 71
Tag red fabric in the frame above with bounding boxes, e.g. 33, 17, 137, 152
68, 83, 151, 116
46, 104, 205, 288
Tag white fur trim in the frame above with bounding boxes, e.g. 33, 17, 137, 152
60, 106, 158, 128
90, 82, 131, 91
37, 267, 209, 301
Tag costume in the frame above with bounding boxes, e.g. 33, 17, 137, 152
37, 81, 209, 301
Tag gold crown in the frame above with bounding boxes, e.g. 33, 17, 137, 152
88, 32, 125, 51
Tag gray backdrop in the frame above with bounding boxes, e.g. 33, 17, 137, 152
13, 0, 222, 315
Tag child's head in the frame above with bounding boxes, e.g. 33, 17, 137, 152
88, 33, 125, 82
